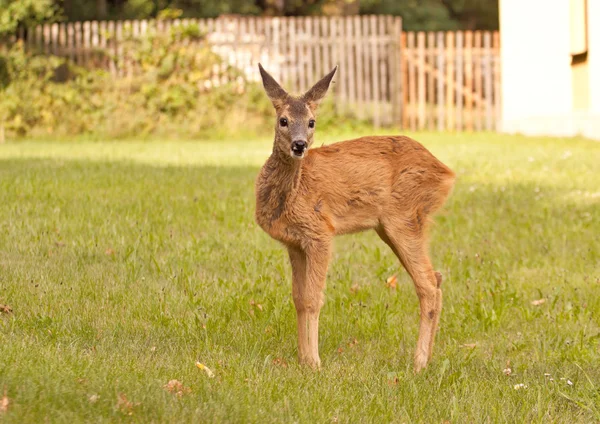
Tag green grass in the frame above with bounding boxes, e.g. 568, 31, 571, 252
0, 132, 599, 423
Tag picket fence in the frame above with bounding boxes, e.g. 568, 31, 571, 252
15, 16, 501, 130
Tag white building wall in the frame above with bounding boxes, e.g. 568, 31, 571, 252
588, 0, 600, 114
499, 0, 600, 139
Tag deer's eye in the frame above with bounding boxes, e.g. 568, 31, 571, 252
279, 118, 288, 127
308, 119, 315, 128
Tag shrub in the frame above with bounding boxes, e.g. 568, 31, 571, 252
0, 23, 275, 140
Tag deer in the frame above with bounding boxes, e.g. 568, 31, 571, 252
254, 64, 455, 372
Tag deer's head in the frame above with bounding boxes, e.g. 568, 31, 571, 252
258, 64, 337, 160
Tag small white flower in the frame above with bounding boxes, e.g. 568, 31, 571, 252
514, 383, 528, 390
503, 368, 512, 376
567, 380, 573, 386
544, 373, 551, 377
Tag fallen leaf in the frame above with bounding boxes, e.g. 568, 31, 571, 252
350, 283, 360, 294
54, 241, 66, 247
105, 248, 115, 256
164, 379, 191, 397
337, 347, 343, 354
249, 300, 263, 311
88, 394, 99, 403
272, 357, 288, 367
195, 362, 215, 378
1, 388, 9, 414
386, 372, 399, 386
531, 298, 546, 306
0, 304, 12, 315
116, 393, 138, 415
460, 343, 477, 349
386, 274, 398, 289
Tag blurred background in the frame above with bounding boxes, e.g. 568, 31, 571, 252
0, 1, 598, 141
0, 0, 503, 141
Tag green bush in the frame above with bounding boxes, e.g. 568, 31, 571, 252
0, 21, 368, 141
0, 23, 277, 140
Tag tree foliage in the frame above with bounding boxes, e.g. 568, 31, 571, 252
0, 0, 62, 36
9, 0, 497, 31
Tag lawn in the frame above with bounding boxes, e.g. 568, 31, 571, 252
0, 132, 599, 423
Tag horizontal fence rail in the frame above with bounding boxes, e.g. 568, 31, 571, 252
14, 17, 500, 130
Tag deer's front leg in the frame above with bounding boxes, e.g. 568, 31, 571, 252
288, 241, 331, 368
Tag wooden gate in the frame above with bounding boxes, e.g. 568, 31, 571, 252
401, 30, 501, 131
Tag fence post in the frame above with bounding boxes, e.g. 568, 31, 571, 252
391, 16, 402, 126
436, 32, 445, 132
483, 31, 493, 131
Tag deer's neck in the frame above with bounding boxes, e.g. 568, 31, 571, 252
256, 141, 305, 228
266, 147, 303, 196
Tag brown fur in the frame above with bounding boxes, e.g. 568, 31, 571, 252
255, 64, 455, 371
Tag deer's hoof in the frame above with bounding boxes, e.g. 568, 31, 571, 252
299, 355, 321, 370
414, 354, 429, 373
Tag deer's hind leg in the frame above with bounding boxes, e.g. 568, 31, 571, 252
376, 218, 443, 372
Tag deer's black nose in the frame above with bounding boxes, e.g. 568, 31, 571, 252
292, 140, 307, 153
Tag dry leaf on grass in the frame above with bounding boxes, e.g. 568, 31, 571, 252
531, 298, 546, 306
347, 338, 359, 348
105, 248, 115, 256
249, 300, 263, 311
272, 357, 288, 367
88, 394, 100, 404
195, 362, 215, 378
386, 275, 398, 289
0, 304, 12, 315
350, 283, 360, 294
116, 393, 139, 415
164, 380, 191, 397
1, 388, 9, 414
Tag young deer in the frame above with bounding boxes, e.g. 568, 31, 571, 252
255, 64, 455, 372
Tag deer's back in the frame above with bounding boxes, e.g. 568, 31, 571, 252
301, 136, 455, 234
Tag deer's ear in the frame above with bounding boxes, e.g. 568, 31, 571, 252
258, 63, 288, 109
303, 66, 337, 110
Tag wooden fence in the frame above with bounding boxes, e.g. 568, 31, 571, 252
401, 31, 501, 131
14, 16, 501, 131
